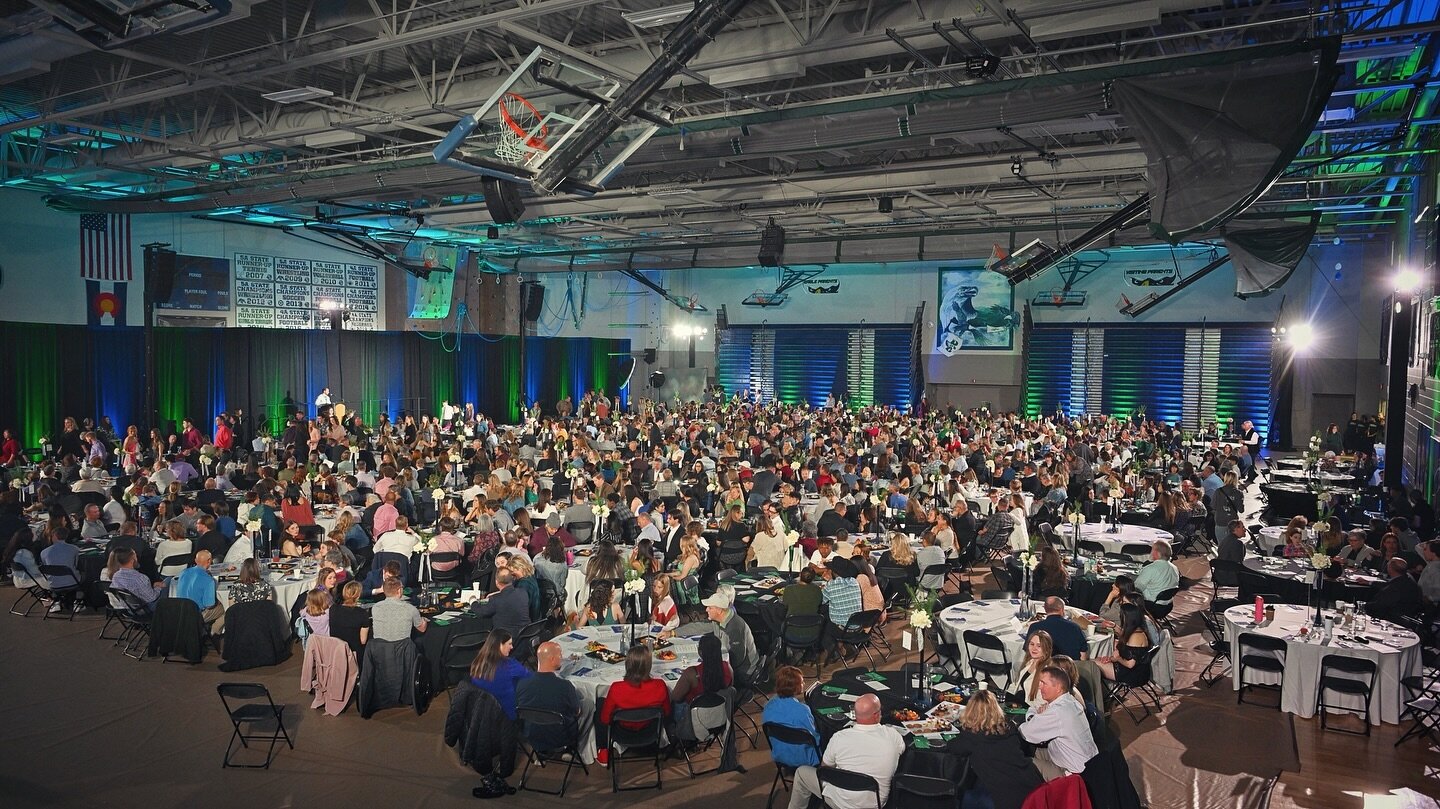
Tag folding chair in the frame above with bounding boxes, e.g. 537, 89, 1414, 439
1104, 646, 1164, 724
1395, 674, 1440, 747
1316, 654, 1377, 736
517, 706, 589, 796
1147, 587, 1180, 630
607, 707, 665, 792
114, 589, 156, 659
762, 722, 820, 809
780, 612, 825, 679
1236, 632, 1286, 707
8, 556, 49, 617
441, 631, 488, 695
217, 682, 294, 768
681, 691, 732, 777
38, 564, 83, 620
427, 552, 464, 584
1196, 610, 1231, 687
830, 609, 884, 668
962, 629, 1011, 691
817, 766, 883, 809
514, 619, 550, 667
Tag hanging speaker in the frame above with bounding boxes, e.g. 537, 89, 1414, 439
150, 249, 178, 304
758, 221, 785, 267
522, 282, 545, 322
648, 370, 666, 389
482, 176, 526, 224
644, 348, 657, 364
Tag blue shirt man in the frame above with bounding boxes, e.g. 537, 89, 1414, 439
1026, 597, 1089, 660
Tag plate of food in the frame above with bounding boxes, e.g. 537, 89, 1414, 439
926, 701, 965, 723
584, 641, 609, 653
652, 638, 673, 650
586, 649, 625, 665
656, 650, 677, 662
901, 718, 953, 736
939, 692, 968, 705
892, 708, 921, 722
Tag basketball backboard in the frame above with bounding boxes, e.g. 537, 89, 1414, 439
432, 47, 667, 197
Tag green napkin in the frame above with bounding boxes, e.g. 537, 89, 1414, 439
819, 685, 849, 695
912, 737, 931, 749
816, 706, 845, 716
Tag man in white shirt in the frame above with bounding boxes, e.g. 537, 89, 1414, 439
103, 489, 128, 527
635, 510, 663, 547
150, 460, 177, 493
787, 694, 906, 809
314, 387, 332, 411
1132, 540, 1179, 603
1019, 667, 1098, 780
373, 515, 420, 556
72, 466, 108, 494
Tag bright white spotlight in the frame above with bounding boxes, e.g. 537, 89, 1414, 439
318, 299, 340, 311
1286, 322, 1315, 351
1394, 267, 1422, 294
672, 324, 697, 338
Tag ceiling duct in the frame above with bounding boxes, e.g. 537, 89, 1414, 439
530, 0, 755, 194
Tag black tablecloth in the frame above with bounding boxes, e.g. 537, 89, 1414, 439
416, 610, 487, 692
1241, 557, 1381, 606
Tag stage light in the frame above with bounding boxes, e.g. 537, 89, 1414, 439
1394, 267, 1422, 294
1285, 322, 1314, 352
318, 299, 341, 311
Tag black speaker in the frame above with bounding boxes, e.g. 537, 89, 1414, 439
150, 250, 177, 303
522, 282, 545, 322
649, 370, 666, 389
758, 221, 785, 267
643, 348, 657, 364
482, 176, 526, 224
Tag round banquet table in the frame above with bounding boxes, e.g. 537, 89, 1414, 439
198, 561, 314, 614
561, 542, 637, 618
935, 599, 1113, 679
1241, 555, 1384, 605
1256, 526, 1287, 555
1065, 523, 1173, 557
1269, 468, 1360, 486
1222, 603, 1421, 724
551, 624, 705, 700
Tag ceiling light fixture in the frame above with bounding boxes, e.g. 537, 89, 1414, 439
1010, 157, 1024, 177
621, 2, 695, 28
261, 86, 335, 104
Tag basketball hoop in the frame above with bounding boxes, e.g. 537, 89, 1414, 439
495, 92, 549, 165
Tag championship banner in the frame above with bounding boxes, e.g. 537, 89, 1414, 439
1125, 268, 1177, 286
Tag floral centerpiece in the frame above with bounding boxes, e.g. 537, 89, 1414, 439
1304, 432, 1322, 472
1309, 552, 1330, 626
1065, 502, 1086, 548
1015, 550, 1040, 620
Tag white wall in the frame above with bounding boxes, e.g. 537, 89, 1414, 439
0, 189, 386, 327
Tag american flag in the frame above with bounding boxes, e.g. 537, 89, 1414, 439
80, 213, 132, 281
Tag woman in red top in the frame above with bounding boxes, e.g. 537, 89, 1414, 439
599, 644, 671, 735
0, 429, 20, 466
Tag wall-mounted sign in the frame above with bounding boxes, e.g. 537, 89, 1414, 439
235, 253, 379, 329
1125, 268, 1177, 286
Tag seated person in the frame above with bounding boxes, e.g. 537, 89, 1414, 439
599, 644, 672, 748
371, 576, 427, 641
1014, 630, 1055, 708
1366, 557, 1424, 623
822, 559, 864, 629
1333, 529, 1377, 569
173, 549, 225, 626
649, 576, 679, 631
1092, 603, 1152, 687
946, 687, 1043, 809
471, 568, 533, 638
570, 580, 623, 629
781, 568, 823, 616
516, 641, 591, 763
468, 629, 534, 719
762, 666, 821, 769
671, 634, 734, 741
329, 580, 371, 661
229, 557, 275, 604
1018, 666, 1099, 781
785, 694, 905, 809
1027, 596, 1089, 660
299, 588, 332, 639
109, 546, 166, 612
808, 536, 838, 573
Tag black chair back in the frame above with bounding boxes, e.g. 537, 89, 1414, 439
1210, 558, 1243, 589
1077, 540, 1107, 556
817, 767, 883, 809
608, 707, 664, 749
443, 632, 488, 688
1118, 543, 1152, 559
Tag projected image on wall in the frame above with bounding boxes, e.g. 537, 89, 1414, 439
936, 266, 1017, 354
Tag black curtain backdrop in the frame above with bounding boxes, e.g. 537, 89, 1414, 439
0, 321, 627, 447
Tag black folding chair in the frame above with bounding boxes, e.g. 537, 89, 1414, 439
1395, 674, 1440, 747
517, 706, 589, 796
681, 691, 733, 777
781, 612, 825, 678
217, 682, 294, 768
1076, 540, 1107, 557
38, 564, 83, 620
893, 767, 967, 809
1236, 632, 1286, 707
158, 553, 193, 577
762, 722, 820, 809
1147, 586, 1180, 630
1116, 543, 1152, 561
442, 631, 488, 694
514, 619, 550, 667
8, 556, 49, 617
919, 563, 948, 593
607, 707, 665, 792
1196, 610, 1231, 687
830, 609, 884, 668
114, 589, 156, 659
817, 766, 884, 809
1316, 654, 1377, 736
962, 629, 1011, 692
427, 552, 464, 584
1104, 646, 1164, 724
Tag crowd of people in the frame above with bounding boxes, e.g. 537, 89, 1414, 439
3, 391, 1438, 805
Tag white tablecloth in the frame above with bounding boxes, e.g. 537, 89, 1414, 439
1270, 469, 1357, 485
1256, 526, 1286, 555
1067, 523, 1173, 558
551, 624, 705, 700
935, 600, 1113, 681
1223, 604, 1421, 724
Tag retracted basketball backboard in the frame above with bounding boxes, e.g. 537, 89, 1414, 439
432, 47, 667, 197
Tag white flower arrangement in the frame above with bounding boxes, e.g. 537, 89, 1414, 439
449, 453, 461, 463
1017, 551, 1040, 570
413, 538, 433, 554
245, 520, 261, 532
592, 505, 611, 520
985, 459, 995, 471
1310, 552, 1331, 571
10, 479, 23, 490
565, 467, 580, 479
623, 577, 646, 595
1068, 512, 1085, 526
707, 482, 718, 492
908, 609, 932, 629
791, 461, 800, 470
431, 488, 445, 502
784, 530, 800, 547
